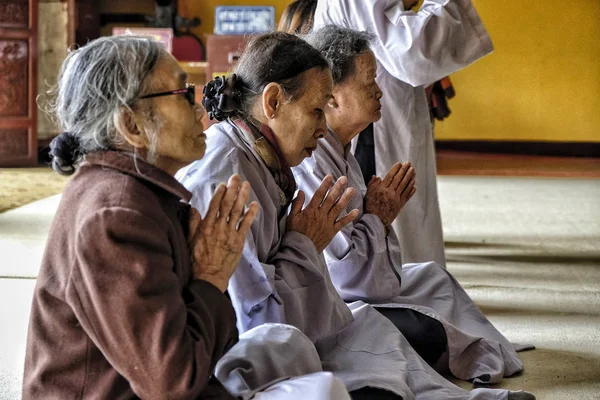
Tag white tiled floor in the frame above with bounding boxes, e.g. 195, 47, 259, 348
0, 279, 35, 399
1, 178, 599, 399
0, 195, 60, 278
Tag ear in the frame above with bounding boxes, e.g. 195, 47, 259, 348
114, 107, 151, 149
328, 96, 339, 109
261, 82, 284, 120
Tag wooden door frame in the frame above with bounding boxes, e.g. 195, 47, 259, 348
67, 0, 76, 48
0, 0, 38, 167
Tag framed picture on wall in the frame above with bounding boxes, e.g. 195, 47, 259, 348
214, 6, 275, 35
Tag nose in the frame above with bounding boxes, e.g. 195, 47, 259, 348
375, 82, 383, 101
194, 104, 205, 122
315, 116, 327, 139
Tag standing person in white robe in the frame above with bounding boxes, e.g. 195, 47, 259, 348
313, 0, 495, 266
293, 25, 534, 387
178, 31, 534, 400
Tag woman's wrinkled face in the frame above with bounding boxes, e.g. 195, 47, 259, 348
142, 54, 206, 173
269, 67, 333, 167
331, 50, 383, 132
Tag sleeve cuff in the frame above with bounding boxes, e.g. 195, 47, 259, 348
281, 230, 321, 261
189, 279, 237, 328
361, 213, 387, 234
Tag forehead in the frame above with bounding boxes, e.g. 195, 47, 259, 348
354, 50, 377, 77
149, 53, 187, 89
298, 67, 333, 104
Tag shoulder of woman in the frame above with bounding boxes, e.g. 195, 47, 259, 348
68, 165, 170, 227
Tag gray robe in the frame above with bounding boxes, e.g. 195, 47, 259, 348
293, 130, 529, 384
314, 0, 495, 266
178, 120, 510, 399
215, 323, 351, 400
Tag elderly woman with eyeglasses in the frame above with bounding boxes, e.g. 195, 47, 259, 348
22, 35, 352, 400
20, 34, 256, 398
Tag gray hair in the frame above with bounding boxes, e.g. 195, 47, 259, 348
46, 35, 166, 174
304, 25, 375, 85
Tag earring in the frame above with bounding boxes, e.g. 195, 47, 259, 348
270, 114, 275, 119
329, 101, 339, 109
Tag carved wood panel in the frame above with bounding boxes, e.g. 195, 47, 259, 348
0, 129, 29, 158
0, 40, 29, 117
0, 0, 37, 167
0, 0, 29, 28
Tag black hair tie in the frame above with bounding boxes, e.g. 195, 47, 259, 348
202, 74, 242, 121
49, 131, 81, 166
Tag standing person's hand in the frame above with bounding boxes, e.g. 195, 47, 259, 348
365, 162, 416, 231
287, 175, 359, 252
188, 175, 259, 292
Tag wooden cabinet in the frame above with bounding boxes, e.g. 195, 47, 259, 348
0, 0, 38, 167
205, 35, 248, 81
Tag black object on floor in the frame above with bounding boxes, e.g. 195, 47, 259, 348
376, 307, 448, 366
350, 386, 403, 400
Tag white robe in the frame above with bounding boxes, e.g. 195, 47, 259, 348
293, 129, 529, 384
313, 0, 495, 265
178, 120, 511, 399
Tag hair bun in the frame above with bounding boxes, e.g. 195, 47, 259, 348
202, 74, 241, 121
49, 131, 81, 175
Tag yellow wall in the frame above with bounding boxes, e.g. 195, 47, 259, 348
435, 0, 600, 142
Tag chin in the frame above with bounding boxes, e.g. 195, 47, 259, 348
289, 158, 303, 168
373, 110, 382, 122
191, 144, 206, 162
289, 153, 309, 167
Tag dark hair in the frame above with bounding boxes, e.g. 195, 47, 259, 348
304, 25, 375, 85
277, 0, 318, 35
202, 31, 329, 122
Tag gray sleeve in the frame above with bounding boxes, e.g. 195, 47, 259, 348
325, 213, 402, 302
235, 229, 352, 342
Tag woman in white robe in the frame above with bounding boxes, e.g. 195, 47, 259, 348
293, 25, 533, 387
178, 31, 534, 400
313, 0, 495, 266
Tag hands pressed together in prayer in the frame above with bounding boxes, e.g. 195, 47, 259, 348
188, 175, 259, 292
365, 162, 416, 230
287, 175, 360, 252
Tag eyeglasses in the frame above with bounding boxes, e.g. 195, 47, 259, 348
139, 83, 196, 105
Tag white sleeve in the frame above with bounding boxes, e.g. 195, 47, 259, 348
315, 0, 493, 87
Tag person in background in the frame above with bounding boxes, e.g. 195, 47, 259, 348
294, 24, 535, 388
277, 0, 318, 34
179, 31, 535, 400
313, 0, 495, 266
22, 34, 350, 400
